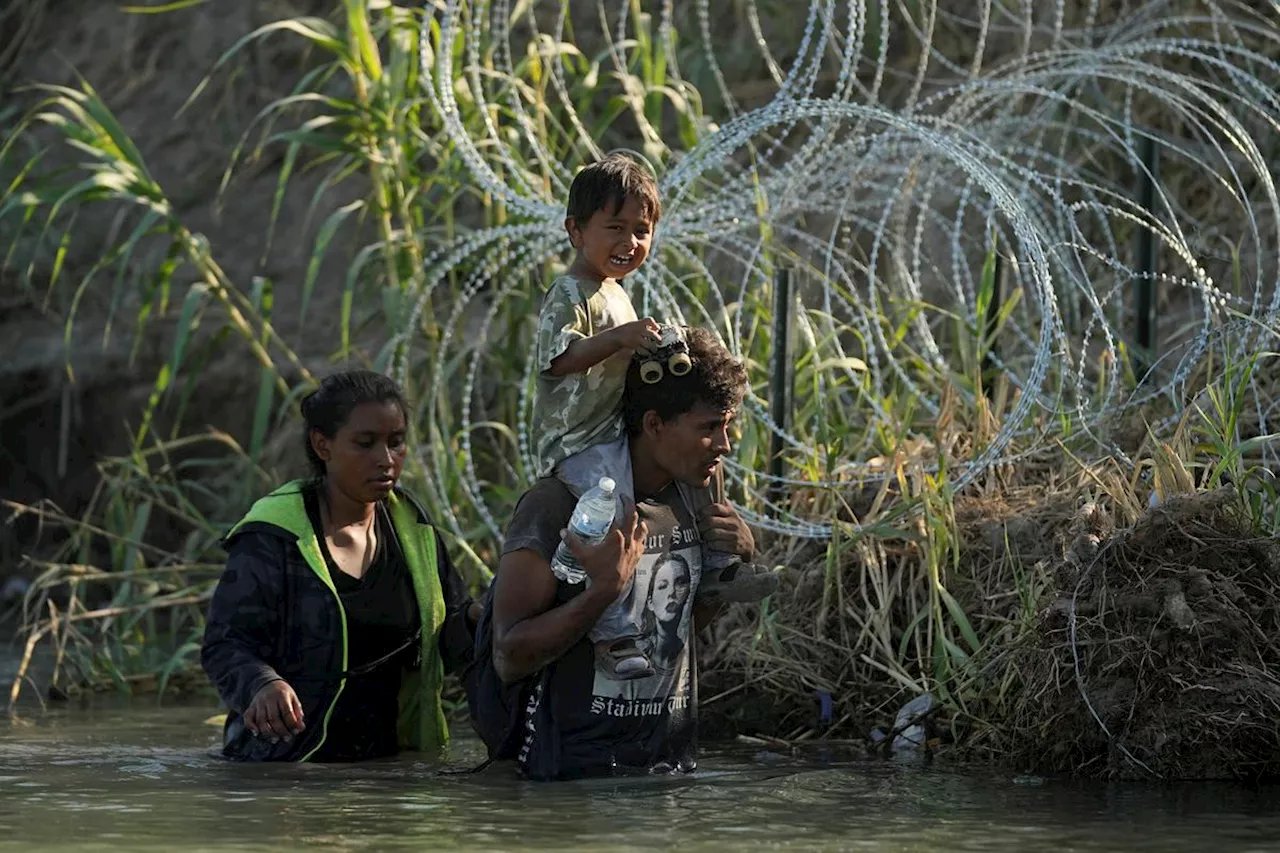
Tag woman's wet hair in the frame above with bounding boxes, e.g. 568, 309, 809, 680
300, 370, 408, 478
622, 326, 747, 435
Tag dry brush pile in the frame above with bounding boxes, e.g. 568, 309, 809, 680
999, 488, 1280, 780
703, 458, 1280, 782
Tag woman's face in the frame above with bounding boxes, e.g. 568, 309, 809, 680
650, 558, 691, 623
311, 401, 407, 504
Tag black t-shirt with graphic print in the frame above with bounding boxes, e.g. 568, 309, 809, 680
500, 476, 704, 780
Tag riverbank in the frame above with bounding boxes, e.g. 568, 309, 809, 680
701, 455, 1280, 782
5, 0, 1280, 788
8, 443, 1278, 783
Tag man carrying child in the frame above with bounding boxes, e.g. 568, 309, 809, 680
495, 323, 761, 779
484, 154, 777, 779
529, 153, 776, 681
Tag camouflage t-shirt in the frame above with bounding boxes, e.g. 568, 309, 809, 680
532, 274, 637, 476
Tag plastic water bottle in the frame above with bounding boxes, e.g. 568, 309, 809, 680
550, 477, 618, 584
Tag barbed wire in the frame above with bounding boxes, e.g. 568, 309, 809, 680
397, 0, 1280, 542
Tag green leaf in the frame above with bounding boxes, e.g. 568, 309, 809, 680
72, 80, 153, 177
47, 221, 73, 293
121, 0, 210, 12
266, 127, 352, 154
182, 18, 347, 116
121, 500, 155, 575
263, 141, 301, 262
107, 211, 167, 340
248, 367, 276, 462
168, 284, 209, 377
975, 235, 997, 330
1237, 434, 1280, 456
249, 275, 273, 317
156, 639, 202, 698
302, 199, 363, 325
340, 242, 384, 358
938, 585, 981, 654
346, 0, 384, 82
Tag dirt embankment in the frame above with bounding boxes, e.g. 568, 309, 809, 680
1001, 488, 1280, 780
703, 478, 1280, 781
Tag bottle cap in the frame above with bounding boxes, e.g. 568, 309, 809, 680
597, 476, 616, 494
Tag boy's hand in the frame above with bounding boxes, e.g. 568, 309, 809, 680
609, 318, 662, 354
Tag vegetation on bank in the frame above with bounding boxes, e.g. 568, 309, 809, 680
3, 0, 1280, 780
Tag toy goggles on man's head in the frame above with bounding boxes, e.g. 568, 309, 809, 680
636, 324, 692, 384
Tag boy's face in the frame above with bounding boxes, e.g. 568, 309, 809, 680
565, 194, 655, 282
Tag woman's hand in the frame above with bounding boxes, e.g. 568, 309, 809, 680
564, 500, 648, 600
244, 680, 306, 743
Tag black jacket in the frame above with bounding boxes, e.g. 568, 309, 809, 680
200, 481, 475, 761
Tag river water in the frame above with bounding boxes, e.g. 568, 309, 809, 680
2, 700, 1280, 852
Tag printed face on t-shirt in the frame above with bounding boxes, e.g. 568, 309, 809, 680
650, 555, 691, 624
589, 497, 701, 704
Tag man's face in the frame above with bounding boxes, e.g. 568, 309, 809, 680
649, 402, 736, 489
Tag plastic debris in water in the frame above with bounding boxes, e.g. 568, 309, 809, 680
816, 690, 833, 727
891, 693, 935, 752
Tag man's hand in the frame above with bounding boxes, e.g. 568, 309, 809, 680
697, 502, 754, 560
244, 680, 305, 743
493, 501, 649, 683
607, 317, 662, 354
564, 500, 648, 600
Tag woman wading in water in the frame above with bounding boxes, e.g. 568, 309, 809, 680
201, 370, 478, 761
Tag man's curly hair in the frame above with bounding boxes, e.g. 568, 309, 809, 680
622, 326, 747, 435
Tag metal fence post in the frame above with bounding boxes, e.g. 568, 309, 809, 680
981, 251, 1004, 393
1135, 134, 1160, 377
769, 266, 793, 508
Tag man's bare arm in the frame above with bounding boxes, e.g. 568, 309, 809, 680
492, 507, 648, 683
491, 550, 615, 683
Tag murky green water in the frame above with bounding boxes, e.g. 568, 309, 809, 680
3, 700, 1280, 852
